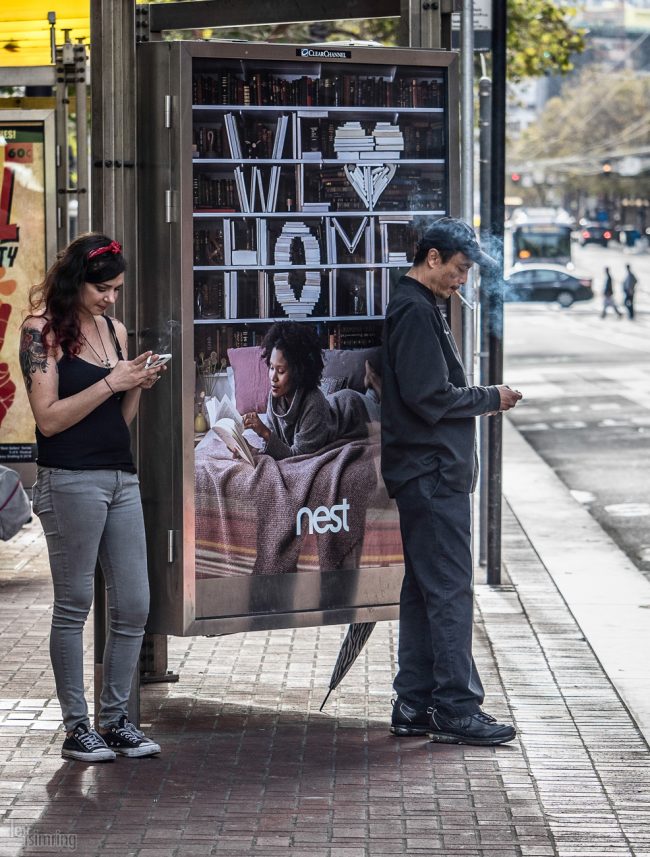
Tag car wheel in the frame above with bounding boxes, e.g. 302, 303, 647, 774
557, 291, 574, 308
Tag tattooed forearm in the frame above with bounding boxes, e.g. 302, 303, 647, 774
19, 327, 50, 394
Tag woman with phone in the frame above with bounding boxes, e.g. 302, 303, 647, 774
19, 233, 164, 762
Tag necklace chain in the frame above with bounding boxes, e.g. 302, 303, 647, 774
270, 388, 298, 418
81, 316, 112, 369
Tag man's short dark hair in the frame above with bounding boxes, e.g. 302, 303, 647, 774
413, 217, 498, 271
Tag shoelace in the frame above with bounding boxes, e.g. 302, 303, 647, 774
114, 719, 146, 743
75, 728, 106, 751
473, 711, 497, 724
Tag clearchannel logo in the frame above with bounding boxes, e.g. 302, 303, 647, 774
297, 48, 352, 59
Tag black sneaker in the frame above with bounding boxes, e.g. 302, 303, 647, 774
61, 722, 116, 762
428, 709, 516, 746
390, 697, 431, 737
101, 716, 161, 758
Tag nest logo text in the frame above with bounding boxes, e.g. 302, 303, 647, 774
296, 499, 350, 535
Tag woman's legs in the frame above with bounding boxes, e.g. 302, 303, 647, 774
33, 468, 110, 732
34, 468, 150, 733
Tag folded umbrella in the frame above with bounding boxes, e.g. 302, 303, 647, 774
320, 621, 376, 710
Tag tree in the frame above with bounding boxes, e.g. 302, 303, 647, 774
513, 68, 650, 162
506, 0, 585, 82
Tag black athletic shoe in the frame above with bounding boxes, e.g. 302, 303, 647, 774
390, 697, 431, 737
428, 709, 516, 746
61, 722, 116, 762
101, 716, 161, 758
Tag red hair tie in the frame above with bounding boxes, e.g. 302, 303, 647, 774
87, 240, 122, 260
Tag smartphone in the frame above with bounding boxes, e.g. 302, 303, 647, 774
145, 354, 172, 369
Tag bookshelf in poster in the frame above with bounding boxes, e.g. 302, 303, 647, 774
191, 60, 450, 346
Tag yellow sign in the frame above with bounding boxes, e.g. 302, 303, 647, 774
0, 2, 89, 67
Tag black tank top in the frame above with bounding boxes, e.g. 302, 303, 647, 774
36, 316, 136, 472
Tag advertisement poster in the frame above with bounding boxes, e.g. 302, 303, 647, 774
186, 57, 452, 582
0, 121, 48, 462
194, 338, 404, 580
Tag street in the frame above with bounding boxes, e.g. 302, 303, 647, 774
504, 239, 650, 580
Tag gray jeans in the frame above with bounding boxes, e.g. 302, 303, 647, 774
33, 467, 150, 731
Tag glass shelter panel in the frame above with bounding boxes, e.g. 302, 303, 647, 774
136, 42, 458, 636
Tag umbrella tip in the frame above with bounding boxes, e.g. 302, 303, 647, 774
319, 688, 333, 711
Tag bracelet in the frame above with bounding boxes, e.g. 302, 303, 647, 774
103, 376, 116, 395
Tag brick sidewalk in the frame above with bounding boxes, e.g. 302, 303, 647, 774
0, 511, 648, 857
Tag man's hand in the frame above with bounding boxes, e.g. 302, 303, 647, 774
496, 385, 523, 412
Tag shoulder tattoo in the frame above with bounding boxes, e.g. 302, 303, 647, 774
19, 327, 52, 393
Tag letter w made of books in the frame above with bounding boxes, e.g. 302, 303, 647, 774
205, 394, 256, 467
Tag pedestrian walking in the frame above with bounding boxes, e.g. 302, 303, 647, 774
601, 266, 622, 318
622, 264, 637, 320
19, 233, 166, 762
381, 217, 522, 746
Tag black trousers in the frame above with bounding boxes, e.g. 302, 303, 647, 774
393, 472, 484, 717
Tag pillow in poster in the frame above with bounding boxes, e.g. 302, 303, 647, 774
323, 347, 382, 393
226, 346, 270, 414
319, 376, 348, 396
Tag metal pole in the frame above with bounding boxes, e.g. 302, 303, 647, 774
486, 0, 507, 584
91, 0, 142, 723
478, 74, 491, 566
54, 46, 70, 249
48, 12, 57, 65
460, 0, 475, 383
75, 41, 90, 235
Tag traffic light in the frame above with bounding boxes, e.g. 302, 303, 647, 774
510, 172, 521, 184
602, 161, 612, 174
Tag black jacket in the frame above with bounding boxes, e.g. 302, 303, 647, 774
381, 276, 500, 496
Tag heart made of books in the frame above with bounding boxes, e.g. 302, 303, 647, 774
334, 121, 403, 209
273, 223, 321, 318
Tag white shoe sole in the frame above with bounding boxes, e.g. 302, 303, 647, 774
62, 748, 116, 762
110, 741, 161, 758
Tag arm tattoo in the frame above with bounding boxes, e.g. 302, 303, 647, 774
19, 327, 52, 394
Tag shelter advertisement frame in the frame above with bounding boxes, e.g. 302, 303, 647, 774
0, 111, 56, 464
136, 41, 459, 638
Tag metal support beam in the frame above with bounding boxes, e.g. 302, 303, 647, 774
460, 0, 474, 383
90, 0, 138, 248
478, 74, 492, 567
0, 67, 56, 87
91, 0, 140, 722
148, 0, 399, 32
400, 0, 459, 48
486, 0, 507, 585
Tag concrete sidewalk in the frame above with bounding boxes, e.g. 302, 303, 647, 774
1, 428, 649, 857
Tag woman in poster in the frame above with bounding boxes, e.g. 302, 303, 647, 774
19, 233, 164, 762
242, 320, 381, 459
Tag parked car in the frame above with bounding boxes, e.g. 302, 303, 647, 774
504, 264, 593, 307
577, 221, 613, 247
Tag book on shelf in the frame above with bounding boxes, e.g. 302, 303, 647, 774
231, 250, 258, 265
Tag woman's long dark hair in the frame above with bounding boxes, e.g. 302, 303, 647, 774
260, 322, 324, 392
27, 232, 126, 356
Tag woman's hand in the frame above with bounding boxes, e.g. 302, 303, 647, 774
242, 411, 270, 441
109, 351, 163, 392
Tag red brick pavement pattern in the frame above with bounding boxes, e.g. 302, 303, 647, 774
0, 511, 648, 856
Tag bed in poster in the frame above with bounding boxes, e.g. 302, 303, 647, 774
193, 338, 404, 579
